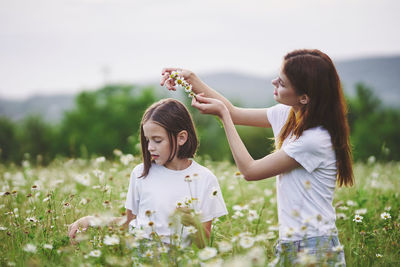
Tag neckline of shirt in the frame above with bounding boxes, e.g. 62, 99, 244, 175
158, 160, 196, 174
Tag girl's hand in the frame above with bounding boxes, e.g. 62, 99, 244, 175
68, 216, 94, 242
160, 68, 193, 91
175, 207, 197, 226
191, 94, 229, 118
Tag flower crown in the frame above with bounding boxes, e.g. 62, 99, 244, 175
169, 71, 197, 99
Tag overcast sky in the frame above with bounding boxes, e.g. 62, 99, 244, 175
1, 0, 399, 100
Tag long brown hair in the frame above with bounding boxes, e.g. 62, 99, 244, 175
139, 98, 198, 177
277, 49, 353, 187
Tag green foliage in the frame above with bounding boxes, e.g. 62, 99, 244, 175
57, 84, 158, 158
348, 83, 400, 161
19, 116, 56, 164
0, 117, 19, 162
0, 157, 399, 266
0, 82, 399, 164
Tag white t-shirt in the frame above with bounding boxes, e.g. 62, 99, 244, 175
125, 160, 228, 245
267, 104, 338, 241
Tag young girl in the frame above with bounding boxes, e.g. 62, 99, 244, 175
161, 49, 353, 265
68, 98, 228, 248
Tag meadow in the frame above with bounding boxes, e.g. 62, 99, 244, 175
0, 152, 399, 266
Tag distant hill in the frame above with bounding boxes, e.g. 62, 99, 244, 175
0, 55, 399, 122
200, 55, 400, 108
0, 95, 75, 122
335, 56, 400, 106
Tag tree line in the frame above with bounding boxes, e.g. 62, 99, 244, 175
1, 83, 399, 165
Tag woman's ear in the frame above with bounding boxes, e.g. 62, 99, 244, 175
177, 130, 188, 146
299, 94, 310, 105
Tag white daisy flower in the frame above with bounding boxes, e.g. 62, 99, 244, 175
23, 244, 37, 253
158, 246, 168, 253
43, 244, 53, 250
380, 212, 391, 220
184, 174, 192, 182
95, 156, 106, 163
113, 149, 122, 156
89, 249, 101, 257
79, 198, 88, 205
93, 169, 105, 182
198, 247, 217, 261
185, 225, 198, 234
176, 76, 185, 86
239, 236, 255, 249
120, 154, 134, 165
264, 188, 273, 196
355, 208, 367, 215
217, 241, 232, 253
103, 234, 120, 246
144, 249, 153, 258
170, 71, 179, 79
247, 210, 259, 222
188, 91, 196, 98
74, 174, 90, 186
26, 217, 38, 223
353, 214, 363, 223
346, 200, 357, 207
232, 210, 244, 219
332, 245, 344, 252
337, 213, 348, 220
184, 84, 192, 93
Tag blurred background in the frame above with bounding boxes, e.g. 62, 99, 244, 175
0, 0, 399, 164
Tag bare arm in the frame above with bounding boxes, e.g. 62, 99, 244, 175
192, 95, 300, 180
161, 68, 271, 128
176, 207, 212, 248
68, 209, 136, 241
192, 221, 212, 249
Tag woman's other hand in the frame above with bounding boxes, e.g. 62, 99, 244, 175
160, 68, 193, 91
191, 94, 229, 118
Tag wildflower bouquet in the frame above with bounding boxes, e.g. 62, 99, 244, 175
165, 70, 224, 128
168, 71, 197, 99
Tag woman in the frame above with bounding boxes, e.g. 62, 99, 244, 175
161, 49, 352, 265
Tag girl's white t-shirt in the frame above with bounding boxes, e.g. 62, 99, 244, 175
267, 104, 338, 241
125, 160, 228, 244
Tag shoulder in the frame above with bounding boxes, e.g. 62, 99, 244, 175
287, 126, 333, 155
191, 161, 217, 181
267, 104, 291, 119
267, 104, 291, 134
130, 163, 145, 179
300, 127, 332, 147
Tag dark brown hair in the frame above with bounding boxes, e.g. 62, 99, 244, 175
277, 49, 354, 187
139, 98, 198, 177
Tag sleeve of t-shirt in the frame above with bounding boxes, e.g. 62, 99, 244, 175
266, 104, 291, 136
198, 172, 228, 222
124, 165, 142, 215
283, 128, 332, 173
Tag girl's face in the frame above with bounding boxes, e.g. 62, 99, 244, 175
271, 70, 303, 109
142, 121, 173, 166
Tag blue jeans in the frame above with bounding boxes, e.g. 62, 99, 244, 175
274, 236, 346, 266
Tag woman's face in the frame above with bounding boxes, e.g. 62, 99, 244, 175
271, 69, 303, 109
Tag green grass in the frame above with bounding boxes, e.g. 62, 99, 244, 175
0, 155, 399, 266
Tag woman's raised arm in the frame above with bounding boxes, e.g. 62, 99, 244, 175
161, 68, 271, 128
191, 95, 300, 180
